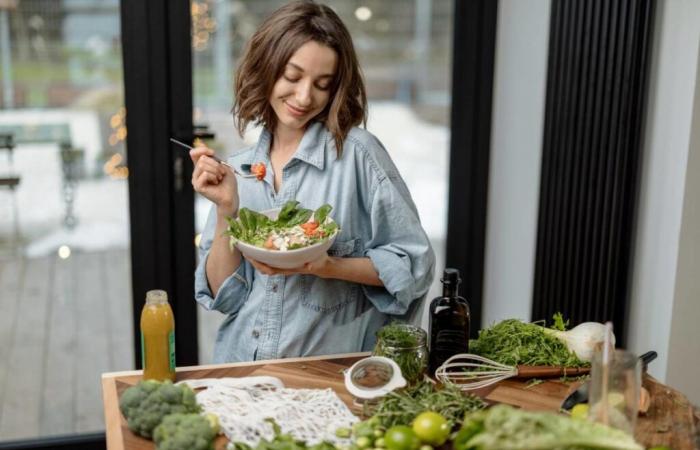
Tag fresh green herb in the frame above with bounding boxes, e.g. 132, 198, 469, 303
365, 380, 486, 429
551, 312, 568, 331
525, 379, 544, 389
469, 317, 588, 368
559, 373, 590, 383
373, 323, 427, 384
453, 404, 642, 450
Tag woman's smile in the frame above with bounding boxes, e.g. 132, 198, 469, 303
284, 101, 310, 118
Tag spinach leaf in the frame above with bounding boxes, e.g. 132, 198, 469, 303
286, 208, 313, 227
277, 200, 300, 223
314, 204, 332, 223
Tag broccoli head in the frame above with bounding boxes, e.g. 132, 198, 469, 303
153, 412, 220, 450
119, 379, 200, 438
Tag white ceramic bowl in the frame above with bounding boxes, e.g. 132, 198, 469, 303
232, 208, 338, 269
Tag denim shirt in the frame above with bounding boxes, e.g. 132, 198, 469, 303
194, 122, 435, 363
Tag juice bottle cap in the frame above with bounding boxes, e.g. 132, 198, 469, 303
146, 289, 168, 305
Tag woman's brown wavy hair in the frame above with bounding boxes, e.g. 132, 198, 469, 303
233, 1, 367, 155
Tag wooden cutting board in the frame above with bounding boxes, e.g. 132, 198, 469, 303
102, 352, 699, 450
102, 353, 368, 450
465, 374, 699, 449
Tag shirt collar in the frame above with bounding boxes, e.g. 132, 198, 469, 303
248, 121, 327, 172
290, 121, 327, 171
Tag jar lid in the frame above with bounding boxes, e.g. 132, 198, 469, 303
344, 356, 407, 400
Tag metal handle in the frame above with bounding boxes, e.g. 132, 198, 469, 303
639, 351, 657, 372
516, 365, 591, 378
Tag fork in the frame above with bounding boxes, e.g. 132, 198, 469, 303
170, 138, 257, 178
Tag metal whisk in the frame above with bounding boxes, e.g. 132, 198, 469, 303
435, 353, 590, 391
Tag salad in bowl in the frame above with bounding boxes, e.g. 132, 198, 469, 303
225, 201, 340, 269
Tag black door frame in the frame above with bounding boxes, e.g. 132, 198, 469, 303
120, 0, 199, 368
445, 0, 498, 337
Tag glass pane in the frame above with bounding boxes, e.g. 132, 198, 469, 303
0, 0, 132, 441
192, 0, 452, 363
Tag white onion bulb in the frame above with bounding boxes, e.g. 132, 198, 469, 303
545, 322, 615, 362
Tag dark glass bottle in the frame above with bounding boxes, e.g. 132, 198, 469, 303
428, 268, 470, 376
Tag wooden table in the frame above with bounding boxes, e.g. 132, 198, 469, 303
102, 353, 699, 450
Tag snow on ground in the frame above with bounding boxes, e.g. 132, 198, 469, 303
1, 102, 447, 258
0, 141, 129, 258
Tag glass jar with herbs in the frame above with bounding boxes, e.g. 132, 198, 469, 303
373, 323, 428, 384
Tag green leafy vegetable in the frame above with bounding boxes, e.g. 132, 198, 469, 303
314, 204, 332, 224
366, 380, 486, 429
453, 404, 642, 450
277, 201, 300, 223
286, 208, 313, 227
225, 201, 338, 250
469, 316, 587, 368
551, 312, 568, 331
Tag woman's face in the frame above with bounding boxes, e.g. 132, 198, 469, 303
269, 40, 338, 133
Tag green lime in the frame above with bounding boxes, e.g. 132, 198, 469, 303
570, 403, 589, 420
384, 425, 420, 450
411, 412, 450, 446
356, 437, 372, 449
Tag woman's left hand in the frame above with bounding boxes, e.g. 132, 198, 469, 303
248, 253, 332, 278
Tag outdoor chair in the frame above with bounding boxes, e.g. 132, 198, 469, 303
0, 133, 21, 245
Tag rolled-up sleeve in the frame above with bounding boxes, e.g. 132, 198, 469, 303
194, 205, 253, 315
361, 169, 436, 315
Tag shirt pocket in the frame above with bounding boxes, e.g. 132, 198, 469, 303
301, 238, 362, 314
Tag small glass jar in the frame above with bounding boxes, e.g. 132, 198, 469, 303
373, 323, 428, 384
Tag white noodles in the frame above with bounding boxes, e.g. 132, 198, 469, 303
178, 377, 358, 447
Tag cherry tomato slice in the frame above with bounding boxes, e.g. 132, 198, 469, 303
251, 162, 266, 181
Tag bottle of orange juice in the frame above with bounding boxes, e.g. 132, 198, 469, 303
140, 290, 176, 381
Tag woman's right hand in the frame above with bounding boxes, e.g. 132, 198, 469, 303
190, 145, 239, 217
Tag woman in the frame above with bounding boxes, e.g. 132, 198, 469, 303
192, 0, 435, 363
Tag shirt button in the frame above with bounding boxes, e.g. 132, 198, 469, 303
252, 330, 260, 338
272, 284, 278, 292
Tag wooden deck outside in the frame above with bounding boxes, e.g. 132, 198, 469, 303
0, 248, 133, 440
0, 247, 225, 442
